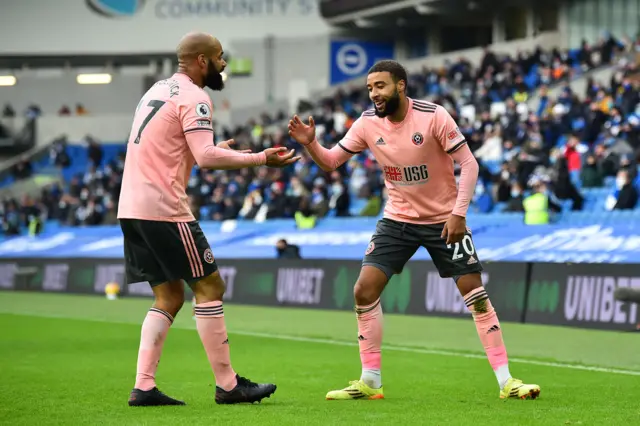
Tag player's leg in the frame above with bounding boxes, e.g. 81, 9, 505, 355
456, 273, 540, 399
326, 218, 420, 401
184, 222, 276, 404
120, 219, 186, 407
422, 224, 540, 400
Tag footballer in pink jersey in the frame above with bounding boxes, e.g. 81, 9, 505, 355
119, 32, 298, 407
288, 60, 540, 401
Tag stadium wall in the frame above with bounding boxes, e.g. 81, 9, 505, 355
0, 0, 331, 55
2, 258, 638, 332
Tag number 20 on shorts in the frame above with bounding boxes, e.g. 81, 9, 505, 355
447, 235, 475, 260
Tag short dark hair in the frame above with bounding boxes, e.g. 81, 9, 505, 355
367, 60, 408, 87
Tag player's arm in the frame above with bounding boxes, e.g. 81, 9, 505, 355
288, 115, 367, 172
180, 98, 266, 170
434, 106, 479, 218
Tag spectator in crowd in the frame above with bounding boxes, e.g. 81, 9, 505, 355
2, 104, 15, 118
49, 136, 71, 168
505, 182, 525, 212
85, 136, 103, 167
58, 105, 72, 116
1, 200, 21, 236
25, 104, 41, 119
612, 169, 638, 210
472, 181, 494, 213
294, 198, 316, 229
552, 158, 584, 210
275, 239, 301, 259
76, 104, 88, 115
12, 156, 32, 180
580, 154, 605, 187
523, 178, 562, 225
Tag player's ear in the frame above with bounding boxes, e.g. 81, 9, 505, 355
397, 79, 406, 93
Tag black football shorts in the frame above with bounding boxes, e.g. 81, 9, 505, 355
362, 218, 483, 279
120, 219, 218, 287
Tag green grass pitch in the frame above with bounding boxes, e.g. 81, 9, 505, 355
1, 291, 640, 425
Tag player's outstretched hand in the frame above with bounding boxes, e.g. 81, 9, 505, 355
264, 147, 301, 168
218, 139, 252, 153
288, 115, 316, 146
441, 214, 466, 245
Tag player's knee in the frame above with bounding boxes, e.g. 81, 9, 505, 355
353, 280, 382, 306
155, 294, 185, 317
353, 265, 389, 305
191, 271, 226, 302
152, 280, 185, 316
456, 272, 483, 296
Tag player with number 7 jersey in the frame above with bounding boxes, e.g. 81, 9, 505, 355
118, 32, 298, 408
288, 60, 540, 402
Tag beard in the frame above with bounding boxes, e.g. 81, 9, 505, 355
204, 61, 225, 91
374, 89, 401, 118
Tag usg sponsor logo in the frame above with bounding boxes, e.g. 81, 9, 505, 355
43, 264, 70, 292
424, 272, 489, 314
87, 0, 146, 18
383, 164, 429, 186
564, 275, 640, 325
218, 266, 237, 300
276, 268, 323, 305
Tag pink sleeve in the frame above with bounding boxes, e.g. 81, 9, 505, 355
449, 143, 479, 217
305, 116, 367, 172
305, 140, 354, 172
179, 91, 266, 169
186, 131, 266, 169
433, 105, 466, 154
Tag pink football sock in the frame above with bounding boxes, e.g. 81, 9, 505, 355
194, 301, 237, 391
356, 299, 383, 388
464, 287, 512, 387
135, 308, 173, 391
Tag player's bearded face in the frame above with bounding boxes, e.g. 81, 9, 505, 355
204, 60, 225, 91
373, 86, 401, 118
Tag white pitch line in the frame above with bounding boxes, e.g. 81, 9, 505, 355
232, 330, 640, 376
3, 310, 640, 377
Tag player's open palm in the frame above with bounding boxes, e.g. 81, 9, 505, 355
288, 115, 316, 146
264, 147, 301, 168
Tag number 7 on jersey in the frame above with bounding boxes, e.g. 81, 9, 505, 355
133, 99, 166, 144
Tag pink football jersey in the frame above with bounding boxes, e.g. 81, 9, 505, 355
340, 98, 466, 224
118, 73, 218, 222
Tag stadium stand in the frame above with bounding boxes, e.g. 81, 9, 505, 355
1, 34, 639, 236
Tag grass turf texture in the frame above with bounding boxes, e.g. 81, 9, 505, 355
1, 292, 640, 425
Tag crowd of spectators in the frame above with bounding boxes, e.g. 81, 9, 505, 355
1, 33, 640, 234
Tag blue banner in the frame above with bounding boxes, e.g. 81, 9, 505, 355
330, 40, 395, 85
1, 218, 640, 264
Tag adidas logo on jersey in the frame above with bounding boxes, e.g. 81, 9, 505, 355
375, 137, 385, 145
467, 256, 477, 265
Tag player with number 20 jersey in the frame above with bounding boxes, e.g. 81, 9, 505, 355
288, 60, 540, 402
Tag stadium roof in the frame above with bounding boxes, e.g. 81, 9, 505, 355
321, 0, 556, 27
